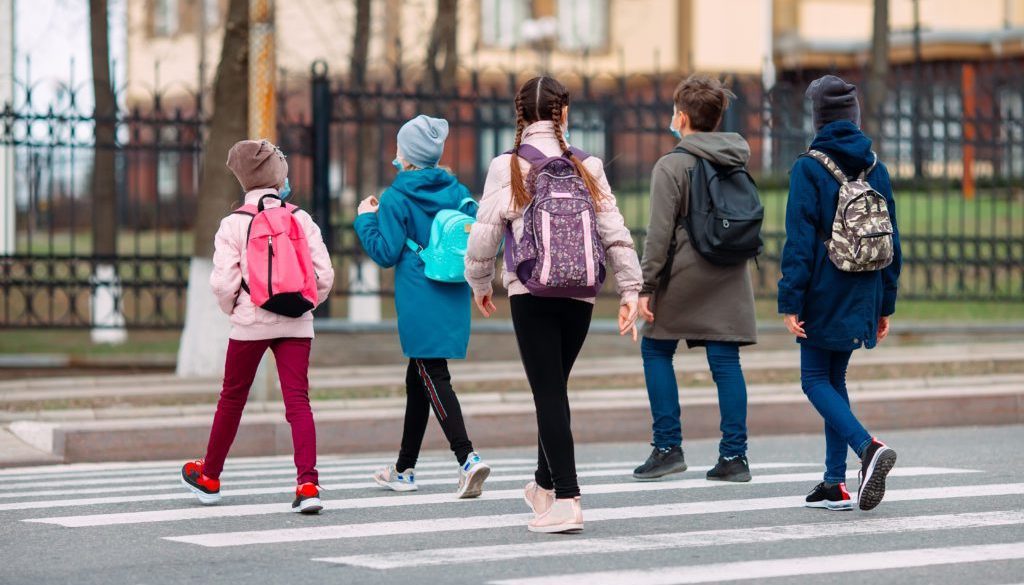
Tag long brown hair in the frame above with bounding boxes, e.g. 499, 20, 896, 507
509, 76, 605, 211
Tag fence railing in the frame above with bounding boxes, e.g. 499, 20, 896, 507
2, 59, 1022, 329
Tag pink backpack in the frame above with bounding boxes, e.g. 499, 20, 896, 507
232, 195, 318, 317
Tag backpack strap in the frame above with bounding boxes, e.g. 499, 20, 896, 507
458, 196, 478, 211
858, 152, 879, 181
505, 144, 592, 165
805, 149, 849, 185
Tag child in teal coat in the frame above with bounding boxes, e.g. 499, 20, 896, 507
355, 115, 490, 499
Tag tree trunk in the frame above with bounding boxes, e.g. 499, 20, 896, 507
349, 0, 382, 322
424, 0, 457, 94
865, 0, 889, 139
89, 0, 116, 258
177, 0, 250, 377
88, 0, 125, 344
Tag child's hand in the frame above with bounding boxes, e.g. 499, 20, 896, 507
783, 314, 807, 338
619, 300, 639, 342
877, 316, 891, 343
474, 291, 497, 318
358, 196, 379, 215
639, 296, 655, 323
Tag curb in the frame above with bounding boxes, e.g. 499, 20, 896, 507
6, 382, 1021, 465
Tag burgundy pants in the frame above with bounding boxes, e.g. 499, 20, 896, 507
203, 337, 318, 485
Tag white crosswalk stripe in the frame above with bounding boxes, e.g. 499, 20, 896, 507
487, 543, 1024, 585
23, 467, 964, 527
164, 483, 1024, 547
4, 454, 1021, 585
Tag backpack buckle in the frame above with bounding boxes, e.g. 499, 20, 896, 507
723, 219, 730, 228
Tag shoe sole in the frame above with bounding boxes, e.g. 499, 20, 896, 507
373, 475, 418, 492
858, 447, 897, 511
805, 500, 853, 511
292, 497, 323, 515
632, 462, 688, 481
180, 476, 221, 505
456, 464, 491, 499
527, 522, 583, 534
706, 472, 752, 483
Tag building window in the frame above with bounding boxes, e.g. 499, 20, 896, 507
999, 87, 1024, 179
157, 128, 180, 201
557, 0, 608, 51
153, 0, 179, 37
480, 0, 529, 48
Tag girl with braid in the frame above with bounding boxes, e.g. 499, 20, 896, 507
465, 76, 642, 533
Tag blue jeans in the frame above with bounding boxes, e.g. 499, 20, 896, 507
641, 337, 748, 457
800, 344, 873, 483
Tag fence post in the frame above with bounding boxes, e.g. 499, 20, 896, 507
311, 60, 332, 317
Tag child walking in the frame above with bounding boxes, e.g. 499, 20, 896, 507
465, 77, 642, 533
778, 75, 902, 511
634, 75, 758, 483
355, 115, 491, 499
181, 139, 335, 514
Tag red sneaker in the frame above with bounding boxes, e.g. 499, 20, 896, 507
292, 482, 323, 514
181, 459, 221, 505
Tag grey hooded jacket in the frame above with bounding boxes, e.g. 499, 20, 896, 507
639, 132, 758, 346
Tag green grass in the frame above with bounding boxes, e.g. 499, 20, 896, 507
0, 329, 181, 356
16, 231, 194, 256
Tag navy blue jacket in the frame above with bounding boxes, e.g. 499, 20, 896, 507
777, 121, 902, 352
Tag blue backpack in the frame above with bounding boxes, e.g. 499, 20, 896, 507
406, 197, 478, 283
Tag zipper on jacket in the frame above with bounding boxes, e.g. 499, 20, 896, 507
267, 235, 274, 297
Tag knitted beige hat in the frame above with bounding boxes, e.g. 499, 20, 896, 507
225, 139, 289, 191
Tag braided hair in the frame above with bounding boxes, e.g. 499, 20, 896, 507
509, 76, 605, 211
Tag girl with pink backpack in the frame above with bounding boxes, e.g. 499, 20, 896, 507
181, 140, 335, 514
465, 77, 643, 534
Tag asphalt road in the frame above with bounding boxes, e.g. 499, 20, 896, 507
1, 425, 1021, 585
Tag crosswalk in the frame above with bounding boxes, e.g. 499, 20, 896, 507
2, 452, 1022, 584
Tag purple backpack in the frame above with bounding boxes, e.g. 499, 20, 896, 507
503, 144, 606, 298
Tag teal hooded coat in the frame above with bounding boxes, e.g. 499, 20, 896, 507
354, 168, 476, 359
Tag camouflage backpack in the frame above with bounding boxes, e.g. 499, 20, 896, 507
805, 149, 894, 272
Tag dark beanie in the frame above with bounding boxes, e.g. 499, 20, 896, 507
226, 139, 289, 192
806, 75, 861, 131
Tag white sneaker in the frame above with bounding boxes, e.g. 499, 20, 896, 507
373, 464, 418, 492
455, 452, 490, 499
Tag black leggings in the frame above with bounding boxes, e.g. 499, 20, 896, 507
395, 358, 474, 472
510, 294, 593, 499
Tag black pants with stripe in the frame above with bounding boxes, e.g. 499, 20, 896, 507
396, 358, 474, 472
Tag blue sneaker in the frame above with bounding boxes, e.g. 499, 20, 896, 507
455, 452, 490, 499
373, 464, 418, 492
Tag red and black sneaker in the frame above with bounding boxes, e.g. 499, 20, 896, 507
292, 482, 323, 514
181, 459, 221, 505
858, 438, 898, 511
805, 481, 853, 511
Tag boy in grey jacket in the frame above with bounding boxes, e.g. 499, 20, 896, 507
634, 75, 757, 483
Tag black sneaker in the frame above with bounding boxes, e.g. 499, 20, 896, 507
632, 445, 687, 481
858, 438, 898, 511
706, 455, 752, 482
805, 481, 853, 511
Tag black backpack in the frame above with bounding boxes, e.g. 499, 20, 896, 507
675, 147, 764, 266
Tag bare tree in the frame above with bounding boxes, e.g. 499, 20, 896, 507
88, 0, 125, 343
177, 0, 250, 376
89, 0, 116, 257
865, 0, 889, 139
424, 0, 457, 93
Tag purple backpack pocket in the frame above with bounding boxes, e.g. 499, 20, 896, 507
503, 145, 606, 298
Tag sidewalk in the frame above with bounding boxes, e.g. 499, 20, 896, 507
2, 340, 1021, 465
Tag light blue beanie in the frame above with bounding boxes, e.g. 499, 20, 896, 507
397, 115, 449, 169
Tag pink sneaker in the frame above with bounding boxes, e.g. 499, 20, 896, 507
523, 481, 555, 516
527, 496, 583, 533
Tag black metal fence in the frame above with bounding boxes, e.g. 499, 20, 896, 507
2, 59, 1022, 329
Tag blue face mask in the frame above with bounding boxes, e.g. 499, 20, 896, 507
669, 112, 682, 141
278, 178, 292, 201
392, 158, 404, 173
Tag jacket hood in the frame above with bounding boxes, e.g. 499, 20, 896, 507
809, 120, 876, 176
388, 167, 469, 213
677, 132, 751, 167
